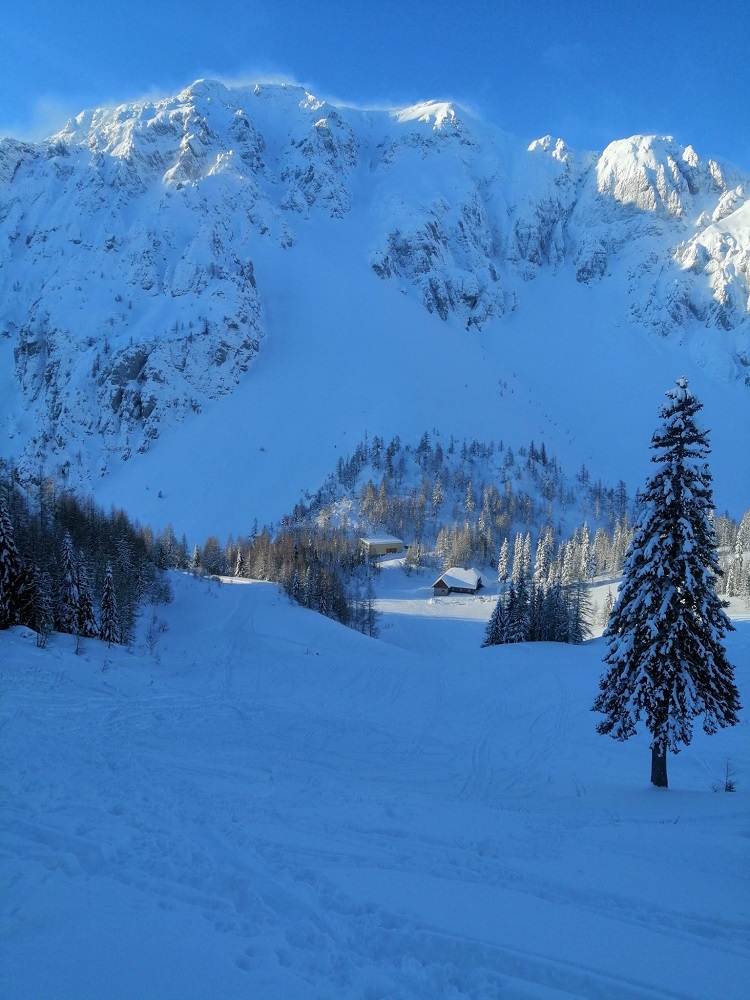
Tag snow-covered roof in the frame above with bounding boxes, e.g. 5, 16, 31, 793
432, 567, 482, 590
361, 535, 404, 545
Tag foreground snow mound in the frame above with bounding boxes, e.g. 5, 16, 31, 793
2, 573, 748, 999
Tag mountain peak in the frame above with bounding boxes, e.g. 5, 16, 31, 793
594, 134, 733, 218
179, 78, 231, 103
392, 100, 463, 129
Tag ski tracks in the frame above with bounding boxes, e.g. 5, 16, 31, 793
3, 640, 747, 999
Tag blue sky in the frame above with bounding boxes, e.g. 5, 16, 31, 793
1, 0, 748, 168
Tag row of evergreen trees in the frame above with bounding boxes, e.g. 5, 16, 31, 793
0, 464, 170, 647
482, 578, 591, 647
490, 517, 634, 591
52, 529, 121, 644
1, 499, 121, 645
294, 429, 635, 574
301, 426, 747, 605
187, 431, 642, 638
193, 526, 380, 637
715, 508, 750, 598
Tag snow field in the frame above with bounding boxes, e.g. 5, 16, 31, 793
1, 569, 748, 999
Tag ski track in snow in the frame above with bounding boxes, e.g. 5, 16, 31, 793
1, 573, 748, 999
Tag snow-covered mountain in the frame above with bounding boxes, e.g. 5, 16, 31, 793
1, 79, 748, 535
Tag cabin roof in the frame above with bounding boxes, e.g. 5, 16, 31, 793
431, 567, 482, 590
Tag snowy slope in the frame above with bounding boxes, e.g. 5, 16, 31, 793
1, 571, 748, 999
1, 80, 748, 536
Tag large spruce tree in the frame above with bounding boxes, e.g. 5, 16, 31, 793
593, 377, 740, 787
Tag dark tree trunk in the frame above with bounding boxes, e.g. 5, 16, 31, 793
651, 745, 668, 788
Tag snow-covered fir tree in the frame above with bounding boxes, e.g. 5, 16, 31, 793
565, 580, 592, 645
76, 554, 99, 639
482, 593, 507, 646
506, 578, 531, 643
598, 588, 615, 628
191, 544, 202, 573
34, 569, 55, 645
56, 531, 80, 634
497, 537, 509, 586
592, 378, 740, 788
511, 533, 525, 584
99, 562, 121, 646
13, 559, 45, 636
522, 532, 532, 580
545, 581, 571, 642
533, 525, 554, 585
482, 576, 591, 648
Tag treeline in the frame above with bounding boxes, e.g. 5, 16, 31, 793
489, 517, 634, 590
715, 508, 750, 599
483, 578, 592, 647
193, 526, 380, 637
190, 430, 641, 638
290, 430, 634, 574
0, 462, 172, 647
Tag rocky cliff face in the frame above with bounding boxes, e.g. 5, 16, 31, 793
0, 79, 748, 479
